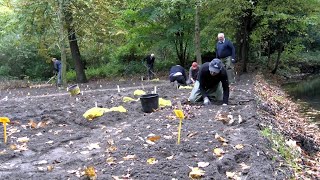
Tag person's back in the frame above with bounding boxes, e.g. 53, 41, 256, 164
169, 65, 187, 85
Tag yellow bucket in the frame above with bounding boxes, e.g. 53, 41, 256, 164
68, 84, 80, 96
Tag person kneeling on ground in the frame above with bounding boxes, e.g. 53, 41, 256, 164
188, 58, 229, 105
186, 62, 199, 85
169, 65, 187, 88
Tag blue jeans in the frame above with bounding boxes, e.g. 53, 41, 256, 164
57, 70, 62, 85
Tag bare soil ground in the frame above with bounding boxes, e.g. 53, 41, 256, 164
0, 74, 306, 179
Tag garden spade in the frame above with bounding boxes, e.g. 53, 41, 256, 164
46, 74, 56, 84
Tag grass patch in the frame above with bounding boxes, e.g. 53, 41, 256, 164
261, 128, 301, 171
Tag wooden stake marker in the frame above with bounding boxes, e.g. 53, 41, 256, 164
174, 101, 184, 145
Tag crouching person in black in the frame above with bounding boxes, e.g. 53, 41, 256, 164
188, 58, 229, 106
169, 65, 187, 88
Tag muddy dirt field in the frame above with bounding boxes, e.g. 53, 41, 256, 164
0, 74, 292, 179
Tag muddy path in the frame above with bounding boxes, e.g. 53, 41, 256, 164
0, 75, 292, 179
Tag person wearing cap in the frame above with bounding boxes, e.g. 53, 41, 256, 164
187, 62, 199, 85
52, 58, 62, 86
188, 58, 229, 105
216, 33, 236, 83
144, 53, 155, 80
169, 65, 187, 87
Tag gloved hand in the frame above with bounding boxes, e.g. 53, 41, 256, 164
231, 59, 236, 63
203, 97, 211, 105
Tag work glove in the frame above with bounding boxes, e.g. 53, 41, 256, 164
203, 97, 211, 105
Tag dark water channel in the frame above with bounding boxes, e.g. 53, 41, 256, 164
283, 75, 320, 124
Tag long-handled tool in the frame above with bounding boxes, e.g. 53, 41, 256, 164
141, 61, 156, 76
46, 74, 56, 84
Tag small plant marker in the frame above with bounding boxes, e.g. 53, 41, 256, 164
117, 85, 120, 93
0, 117, 10, 144
174, 101, 184, 144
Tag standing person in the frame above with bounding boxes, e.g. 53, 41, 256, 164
216, 33, 236, 83
52, 58, 62, 86
187, 62, 199, 85
188, 58, 229, 105
144, 53, 155, 80
169, 65, 187, 87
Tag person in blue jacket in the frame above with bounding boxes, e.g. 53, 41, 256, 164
188, 58, 229, 106
216, 33, 236, 83
169, 65, 187, 87
52, 58, 62, 86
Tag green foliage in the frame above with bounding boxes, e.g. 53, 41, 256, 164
261, 128, 301, 171
286, 77, 320, 98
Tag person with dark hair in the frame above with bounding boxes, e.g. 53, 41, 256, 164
169, 65, 187, 87
188, 58, 229, 105
187, 62, 199, 85
216, 33, 236, 83
52, 58, 62, 86
144, 53, 155, 80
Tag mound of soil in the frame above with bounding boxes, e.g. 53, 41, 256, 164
0, 75, 293, 179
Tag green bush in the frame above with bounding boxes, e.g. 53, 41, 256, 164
0, 65, 11, 76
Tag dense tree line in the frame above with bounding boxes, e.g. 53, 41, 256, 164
0, 0, 319, 82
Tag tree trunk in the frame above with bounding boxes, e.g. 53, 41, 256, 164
58, 0, 67, 86
271, 43, 283, 74
194, 1, 202, 65
64, 4, 87, 83
267, 40, 271, 68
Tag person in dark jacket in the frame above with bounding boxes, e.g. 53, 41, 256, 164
169, 65, 187, 87
52, 58, 62, 86
216, 33, 236, 83
186, 62, 199, 85
188, 58, 229, 105
144, 53, 155, 80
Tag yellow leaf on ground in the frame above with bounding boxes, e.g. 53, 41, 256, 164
28, 120, 37, 128
147, 135, 161, 142
106, 157, 116, 165
189, 167, 205, 179
84, 166, 97, 180
123, 155, 136, 160
235, 144, 244, 150
226, 171, 236, 178
215, 133, 228, 143
197, 162, 210, 168
147, 158, 158, 165
17, 137, 29, 143
213, 148, 224, 157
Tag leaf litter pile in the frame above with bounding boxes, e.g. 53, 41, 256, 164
0, 74, 318, 179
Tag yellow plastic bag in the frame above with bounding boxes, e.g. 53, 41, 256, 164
150, 78, 159, 82
83, 106, 127, 120
179, 85, 193, 89
105, 106, 127, 113
123, 96, 138, 102
83, 107, 108, 120
134, 89, 146, 96
159, 98, 172, 107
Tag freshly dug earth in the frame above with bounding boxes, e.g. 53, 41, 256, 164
0, 74, 293, 179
